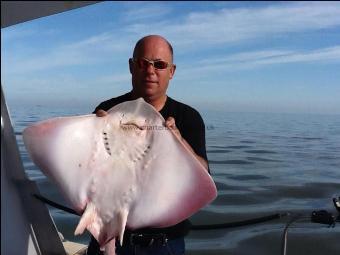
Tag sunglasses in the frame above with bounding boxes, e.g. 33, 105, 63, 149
130, 57, 173, 70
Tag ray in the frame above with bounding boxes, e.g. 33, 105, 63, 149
23, 98, 217, 254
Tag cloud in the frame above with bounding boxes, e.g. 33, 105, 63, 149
124, 2, 340, 48
2, 31, 132, 75
199, 50, 295, 65
1, 27, 36, 41
189, 46, 340, 72
1, 26, 59, 41
2, 2, 340, 83
120, 2, 172, 23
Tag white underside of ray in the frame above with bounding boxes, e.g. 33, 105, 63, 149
23, 98, 217, 254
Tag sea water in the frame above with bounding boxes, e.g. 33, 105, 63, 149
10, 104, 340, 255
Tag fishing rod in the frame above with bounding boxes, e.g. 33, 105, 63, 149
32, 193, 289, 228
33, 194, 79, 216
33, 194, 340, 255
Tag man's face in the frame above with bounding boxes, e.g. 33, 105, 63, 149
129, 37, 176, 102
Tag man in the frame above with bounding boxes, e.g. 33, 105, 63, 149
87, 35, 209, 255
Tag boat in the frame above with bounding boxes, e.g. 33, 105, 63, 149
2, 3, 339, 255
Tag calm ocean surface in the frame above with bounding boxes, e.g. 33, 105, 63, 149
10, 104, 340, 255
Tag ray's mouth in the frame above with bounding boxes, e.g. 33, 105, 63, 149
121, 122, 144, 130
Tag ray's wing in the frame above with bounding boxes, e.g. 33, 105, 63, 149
23, 114, 105, 212
114, 99, 217, 229
128, 127, 216, 229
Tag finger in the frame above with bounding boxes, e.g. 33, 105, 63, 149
165, 117, 182, 141
96, 109, 108, 117
165, 117, 175, 128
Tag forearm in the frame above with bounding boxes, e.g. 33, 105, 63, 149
181, 137, 209, 170
165, 117, 208, 171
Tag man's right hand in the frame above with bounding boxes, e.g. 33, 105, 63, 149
95, 109, 108, 117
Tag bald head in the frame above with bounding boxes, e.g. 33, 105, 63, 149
133, 35, 174, 62
129, 35, 176, 110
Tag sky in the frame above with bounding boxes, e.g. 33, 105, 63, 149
1, 1, 340, 114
